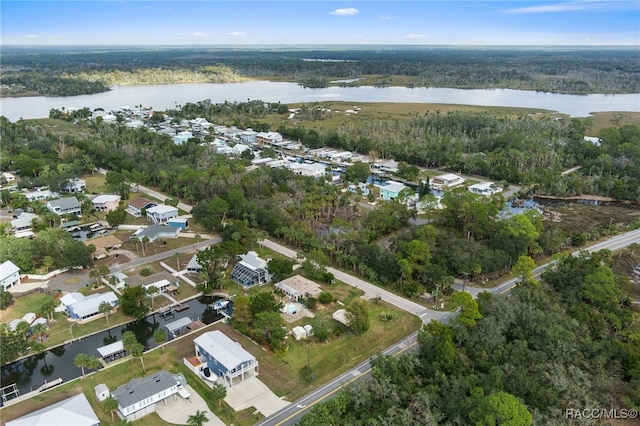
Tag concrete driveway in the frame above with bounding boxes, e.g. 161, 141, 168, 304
155, 384, 225, 425
224, 377, 291, 418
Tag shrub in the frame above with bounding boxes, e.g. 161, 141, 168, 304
318, 291, 334, 304
140, 267, 152, 277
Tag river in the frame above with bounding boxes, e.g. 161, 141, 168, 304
1, 81, 639, 121
0, 295, 224, 402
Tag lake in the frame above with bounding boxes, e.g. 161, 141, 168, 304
1, 81, 639, 121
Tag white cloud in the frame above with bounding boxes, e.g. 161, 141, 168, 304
503, 0, 638, 14
227, 31, 247, 37
404, 33, 427, 40
192, 32, 208, 38
331, 8, 359, 16
25, 34, 38, 39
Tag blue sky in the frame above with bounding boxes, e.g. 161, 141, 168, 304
2, 1, 639, 46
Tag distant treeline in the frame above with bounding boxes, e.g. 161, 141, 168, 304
1, 46, 638, 96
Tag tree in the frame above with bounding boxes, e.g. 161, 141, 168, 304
41, 300, 56, 322
0, 287, 14, 310
129, 342, 145, 372
345, 298, 370, 335
31, 322, 47, 343
511, 255, 537, 285
153, 329, 167, 353
469, 392, 532, 426
187, 410, 209, 426
417, 320, 456, 376
86, 355, 101, 373
211, 383, 227, 408
105, 206, 127, 227
249, 292, 282, 317
252, 311, 288, 350
74, 353, 90, 377
450, 291, 483, 328
120, 286, 151, 319
344, 161, 371, 183
99, 301, 113, 323
267, 258, 294, 281
102, 395, 119, 424
146, 285, 158, 310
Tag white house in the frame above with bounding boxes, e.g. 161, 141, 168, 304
66, 291, 118, 320
47, 197, 82, 216
232, 143, 251, 155
0, 260, 21, 290
468, 181, 502, 196
146, 204, 179, 224
288, 162, 327, 178
429, 173, 466, 190
63, 178, 86, 193
257, 131, 283, 145
240, 129, 258, 144
194, 330, 259, 387
91, 194, 122, 212
376, 180, 408, 201
173, 131, 193, 145
25, 189, 59, 201
6, 393, 99, 426
2, 172, 16, 183
10, 212, 38, 233
112, 370, 179, 422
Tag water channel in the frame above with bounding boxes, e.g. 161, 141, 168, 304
0, 295, 224, 402
1, 81, 639, 121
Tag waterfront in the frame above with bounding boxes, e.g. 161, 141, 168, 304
0, 295, 224, 401
1, 81, 639, 121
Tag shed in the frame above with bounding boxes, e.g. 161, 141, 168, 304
94, 384, 109, 401
168, 218, 189, 229
291, 326, 307, 340
333, 309, 350, 326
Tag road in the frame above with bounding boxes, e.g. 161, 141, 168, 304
454, 228, 640, 297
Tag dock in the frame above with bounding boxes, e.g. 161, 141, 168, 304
173, 303, 189, 312
37, 378, 63, 392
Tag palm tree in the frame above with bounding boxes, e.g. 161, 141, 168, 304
99, 301, 112, 323
174, 252, 181, 271
146, 285, 158, 310
74, 353, 89, 377
130, 342, 145, 372
86, 355, 101, 373
153, 329, 167, 353
194, 234, 201, 248
187, 410, 209, 426
41, 300, 56, 322
211, 383, 227, 408
31, 323, 47, 343
102, 395, 119, 424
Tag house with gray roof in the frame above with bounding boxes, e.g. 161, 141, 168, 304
46, 197, 82, 216
63, 178, 86, 193
112, 370, 179, 422
131, 224, 180, 243
231, 251, 272, 287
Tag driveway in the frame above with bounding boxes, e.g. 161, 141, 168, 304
224, 377, 291, 418
155, 384, 225, 425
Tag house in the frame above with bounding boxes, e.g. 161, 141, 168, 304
468, 181, 502, 196
91, 194, 121, 212
373, 159, 399, 174
232, 143, 251, 155
193, 330, 259, 387
231, 251, 272, 287
185, 252, 204, 274
347, 183, 370, 196
47, 197, 82, 216
0, 260, 21, 290
288, 162, 327, 178
146, 204, 179, 224
257, 131, 283, 145
240, 129, 258, 144
132, 224, 180, 243
25, 189, 58, 201
85, 235, 123, 259
275, 275, 322, 301
127, 196, 157, 217
63, 178, 87, 193
429, 173, 466, 190
59, 292, 85, 310
10, 212, 38, 233
112, 370, 179, 422
142, 279, 173, 296
5, 393, 100, 426
376, 180, 408, 201
66, 291, 118, 320
173, 131, 193, 145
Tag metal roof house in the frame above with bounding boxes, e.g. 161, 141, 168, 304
194, 330, 259, 387
127, 196, 157, 217
91, 194, 122, 212
131, 224, 181, 243
231, 251, 272, 287
112, 370, 179, 422
376, 180, 408, 201
46, 197, 82, 216
0, 260, 21, 290
146, 204, 179, 224
429, 173, 466, 190
66, 291, 118, 320
5, 393, 99, 426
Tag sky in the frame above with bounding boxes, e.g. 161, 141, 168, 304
1, 1, 639, 46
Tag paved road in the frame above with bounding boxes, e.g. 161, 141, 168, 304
454, 228, 640, 297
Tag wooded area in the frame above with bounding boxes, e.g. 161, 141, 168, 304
1, 46, 638, 96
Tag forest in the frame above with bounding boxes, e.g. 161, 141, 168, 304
1, 46, 639, 96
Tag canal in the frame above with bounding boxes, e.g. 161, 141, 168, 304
0, 295, 224, 401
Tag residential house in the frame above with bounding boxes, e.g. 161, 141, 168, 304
376, 180, 408, 201
231, 143, 251, 155
468, 181, 502, 196
25, 189, 59, 201
231, 251, 272, 287
127, 196, 157, 217
112, 370, 179, 422
63, 178, 86, 193
85, 235, 123, 259
10, 212, 38, 233
146, 204, 178, 224
91, 194, 121, 212
142, 279, 174, 296
185, 251, 204, 274
173, 131, 193, 145
373, 159, 399, 174
256, 131, 283, 145
5, 393, 100, 426
193, 330, 259, 387
240, 129, 258, 144
223, 126, 243, 140
0, 260, 21, 290
275, 275, 322, 301
347, 182, 370, 196
288, 162, 327, 178
47, 197, 82, 216
131, 224, 180, 243
429, 173, 466, 190
66, 291, 118, 320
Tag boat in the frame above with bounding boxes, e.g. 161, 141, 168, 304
200, 367, 217, 383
